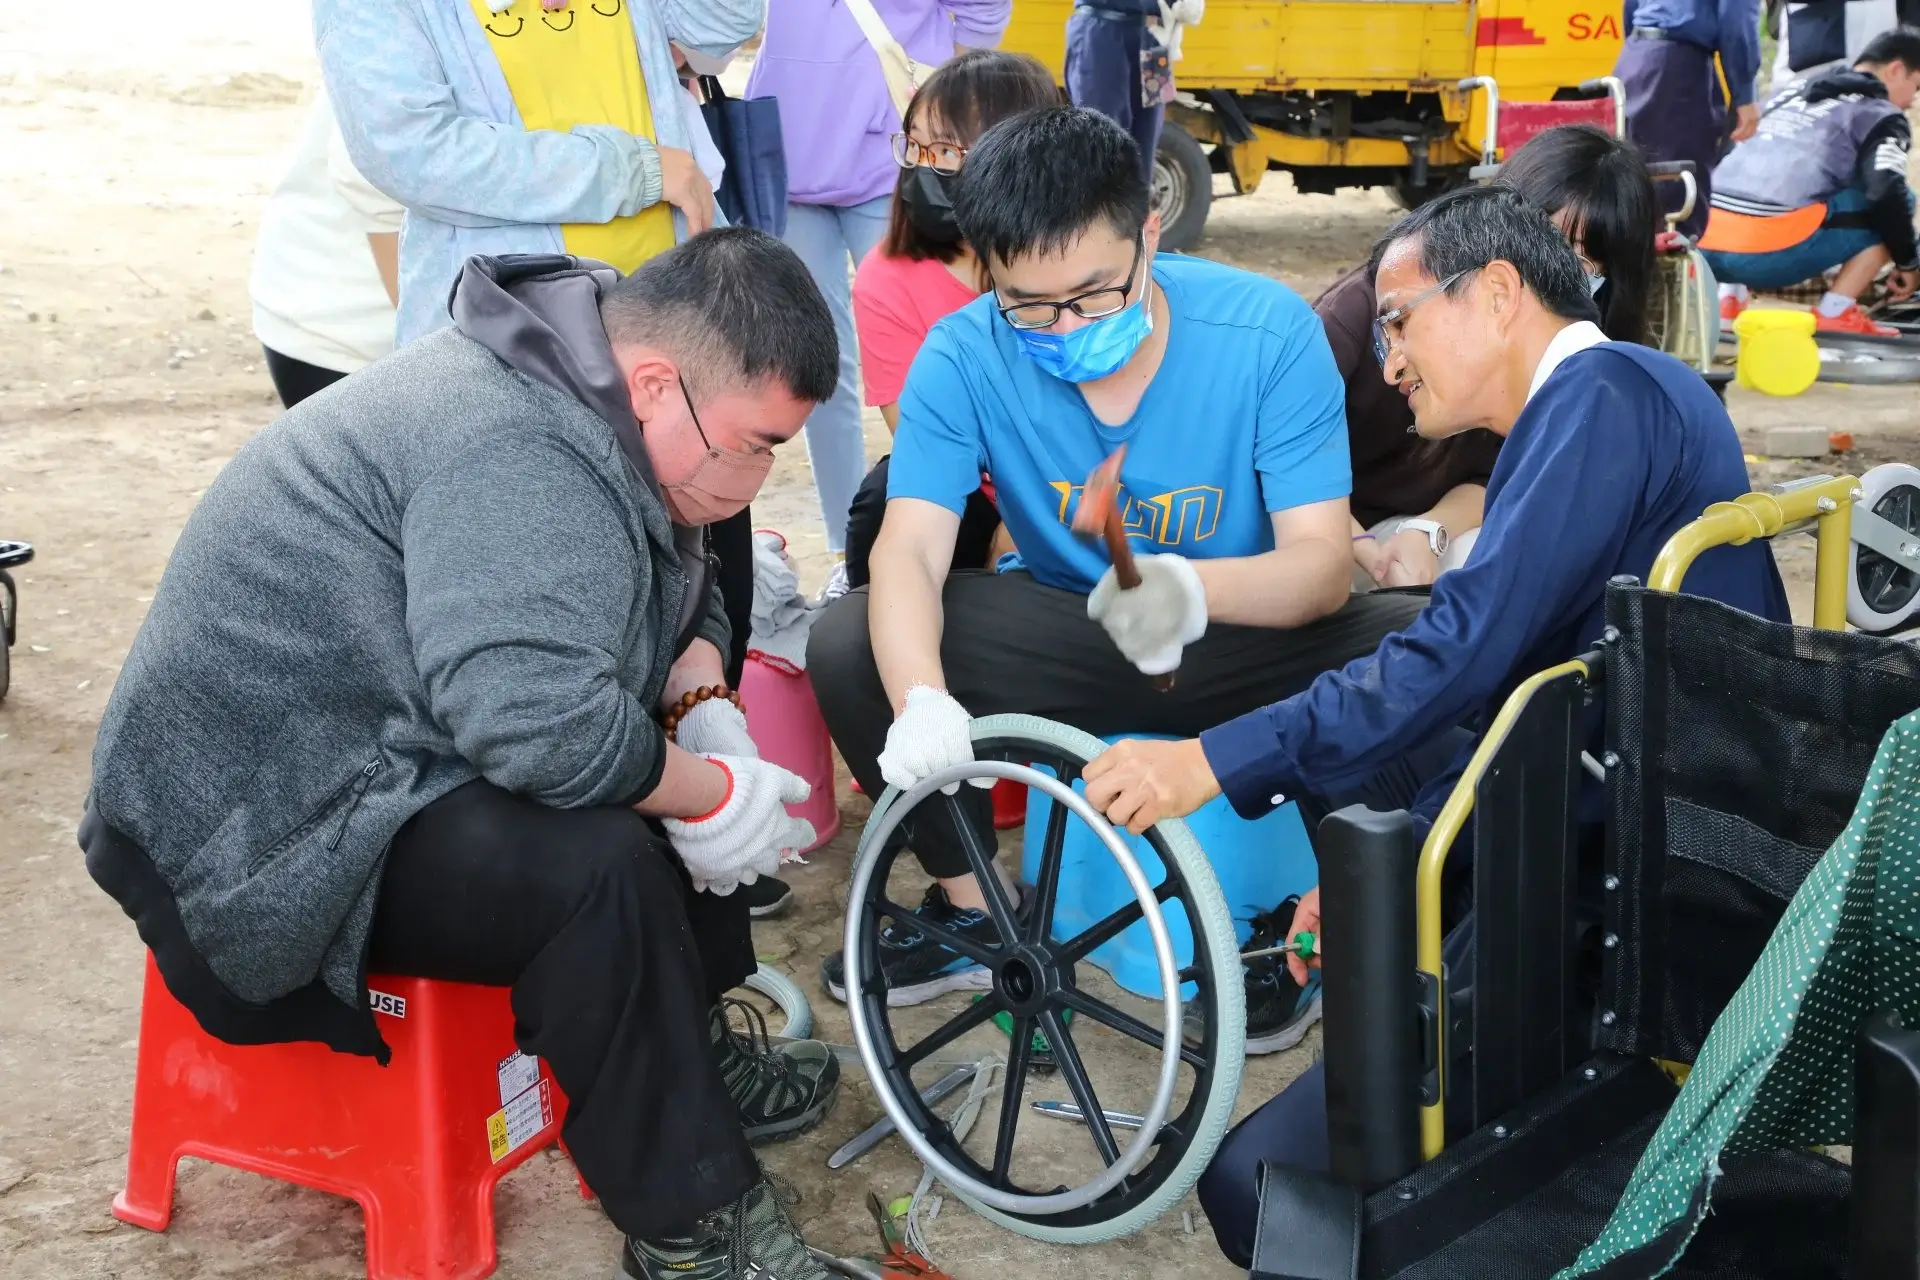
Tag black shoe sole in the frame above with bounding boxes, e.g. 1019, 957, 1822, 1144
742, 1080, 840, 1147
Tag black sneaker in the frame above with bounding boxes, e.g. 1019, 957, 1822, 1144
711, 999, 839, 1145
820, 883, 1018, 1007
738, 875, 794, 920
1186, 899, 1323, 1055
620, 1177, 829, 1280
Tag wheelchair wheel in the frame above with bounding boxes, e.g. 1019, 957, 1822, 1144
743, 963, 814, 1041
1848, 463, 1920, 634
843, 714, 1245, 1244
0, 567, 14, 703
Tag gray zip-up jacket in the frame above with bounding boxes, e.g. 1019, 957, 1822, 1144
82, 256, 725, 1052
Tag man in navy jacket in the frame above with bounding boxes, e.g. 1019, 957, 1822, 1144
1080, 185, 1790, 1268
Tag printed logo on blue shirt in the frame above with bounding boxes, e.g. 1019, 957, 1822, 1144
1048, 479, 1226, 547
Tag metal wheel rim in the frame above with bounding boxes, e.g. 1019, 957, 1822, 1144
844, 755, 1184, 1218
1153, 149, 1186, 224
1859, 483, 1920, 615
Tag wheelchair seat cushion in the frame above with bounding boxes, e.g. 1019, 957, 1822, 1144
1557, 708, 1920, 1277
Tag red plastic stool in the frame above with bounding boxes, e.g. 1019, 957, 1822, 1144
113, 955, 569, 1280
852, 775, 1026, 828
991, 779, 1027, 830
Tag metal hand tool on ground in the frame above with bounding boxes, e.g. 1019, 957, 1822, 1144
1031, 1099, 1148, 1130
826, 1064, 978, 1169
1068, 444, 1176, 692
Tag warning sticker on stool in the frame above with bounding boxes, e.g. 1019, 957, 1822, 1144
497, 1051, 540, 1106
486, 1077, 553, 1164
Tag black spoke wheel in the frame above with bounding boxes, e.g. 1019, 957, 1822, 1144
843, 714, 1245, 1243
1849, 466, 1920, 634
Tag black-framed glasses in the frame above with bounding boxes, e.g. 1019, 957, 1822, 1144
994, 240, 1145, 332
890, 133, 968, 175
1371, 268, 1475, 367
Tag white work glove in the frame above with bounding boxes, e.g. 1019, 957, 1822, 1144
1166, 0, 1204, 25
1086, 553, 1208, 676
877, 685, 994, 795
664, 754, 815, 897
674, 696, 759, 760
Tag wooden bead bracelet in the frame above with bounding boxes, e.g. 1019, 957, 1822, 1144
661, 683, 745, 743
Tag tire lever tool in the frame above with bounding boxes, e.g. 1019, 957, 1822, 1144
1069, 443, 1176, 692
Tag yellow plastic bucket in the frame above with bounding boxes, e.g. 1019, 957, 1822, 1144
1733, 308, 1820, 397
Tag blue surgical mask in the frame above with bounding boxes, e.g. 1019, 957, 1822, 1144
1012, 277, 1156, 383
1587, 272, 1607, 297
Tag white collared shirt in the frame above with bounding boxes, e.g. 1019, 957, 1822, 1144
1526, 320, 1609, 403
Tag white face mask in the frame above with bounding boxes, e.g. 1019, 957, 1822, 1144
1587, 272, 1607, 297
676, 44, 737, 77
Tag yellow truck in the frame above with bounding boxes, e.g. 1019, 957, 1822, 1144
1004, 0, 1627, 248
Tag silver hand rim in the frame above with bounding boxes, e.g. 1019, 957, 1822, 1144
843, 756, 1182, 1216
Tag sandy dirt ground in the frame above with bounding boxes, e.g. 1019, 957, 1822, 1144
3, 7, 1918, 1280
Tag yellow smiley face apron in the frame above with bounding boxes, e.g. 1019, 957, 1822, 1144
470, 0, 675, 272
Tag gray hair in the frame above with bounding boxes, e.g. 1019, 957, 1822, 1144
1368, 185, 1601, 326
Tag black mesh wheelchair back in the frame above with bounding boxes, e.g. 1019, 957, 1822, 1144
1596, 583, 1920, 1064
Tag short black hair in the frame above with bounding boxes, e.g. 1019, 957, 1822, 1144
884, 50, 1063, 264
1495, 124, 1657, 345
1858, 25, 1920, 68
952, 106, 1150, 266
600, 227, 837, 404
1369, 185, 1601, 327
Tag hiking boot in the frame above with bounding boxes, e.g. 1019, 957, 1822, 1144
1186, 900, 1323, 1055
710, 999, 839, 1145
619, 1177, 829, 1280
1816, 304, 1899, 338
821, 883, 1022, 1006
737, 874, 794, 920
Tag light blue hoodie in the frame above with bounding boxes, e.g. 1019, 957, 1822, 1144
314, 0, 761, 343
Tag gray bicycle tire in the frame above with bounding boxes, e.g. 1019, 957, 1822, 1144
852, 713, 1247, 1244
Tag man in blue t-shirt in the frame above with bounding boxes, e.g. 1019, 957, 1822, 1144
807, 106, 1426, 1039
1073, 186, 1789, 1268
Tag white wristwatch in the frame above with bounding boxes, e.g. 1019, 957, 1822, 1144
1398, 518, 1449, 557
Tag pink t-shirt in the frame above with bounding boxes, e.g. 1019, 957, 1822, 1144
851, 249, 980, 408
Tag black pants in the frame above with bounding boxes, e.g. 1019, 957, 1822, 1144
263, 346, 350, 410
710, 508, 754, 686
366, 779, 759, 1238
807, 571, 1428, 878
1616, 34, 1724, 242
842, 455, 1003, 591
1194, 727, 1474, 1268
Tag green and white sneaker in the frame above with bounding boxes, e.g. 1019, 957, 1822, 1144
619, 1178, 830, 1280
711, 999, 840, 1145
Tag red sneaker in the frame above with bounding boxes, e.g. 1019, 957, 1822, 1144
1816, 304, 1899, 338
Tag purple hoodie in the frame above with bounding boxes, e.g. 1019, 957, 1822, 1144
747, 0, 1012, 208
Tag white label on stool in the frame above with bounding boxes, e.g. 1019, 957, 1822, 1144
497, 1051, 540, 1106
367, 988, 407, 1019
486, 1078, 554, 1163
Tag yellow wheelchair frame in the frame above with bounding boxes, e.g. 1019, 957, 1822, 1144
1413, 474, 1861, 1158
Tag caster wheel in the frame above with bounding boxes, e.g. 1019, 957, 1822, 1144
1848, 464, 1920, 634
742, 963, 814, 1041
843, 714, 1245, 1244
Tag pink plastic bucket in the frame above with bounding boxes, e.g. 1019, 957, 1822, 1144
739, 654, 841, 852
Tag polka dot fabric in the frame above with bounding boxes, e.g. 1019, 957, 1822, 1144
1556, 710, 1920, 1277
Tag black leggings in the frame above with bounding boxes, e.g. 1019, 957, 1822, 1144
367, 779, 759, 1238
709, 508, 754, 686
263, 347, 350, 410
843, 455, 1004, 590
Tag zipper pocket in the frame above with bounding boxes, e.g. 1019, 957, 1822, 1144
326, 759, 384, 852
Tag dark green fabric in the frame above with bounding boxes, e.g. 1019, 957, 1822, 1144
1559, 708, 1920, 1275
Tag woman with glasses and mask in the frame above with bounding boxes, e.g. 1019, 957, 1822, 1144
838, 49, 1062, 594
1320, 124, 1659, 589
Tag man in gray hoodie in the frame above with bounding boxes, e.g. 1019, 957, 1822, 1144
84, 230, 850, 1280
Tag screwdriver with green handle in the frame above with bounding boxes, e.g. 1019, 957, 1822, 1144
1237, 930, 1318, 963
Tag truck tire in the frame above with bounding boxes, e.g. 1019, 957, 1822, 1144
1389, 170, 1470, 211
1154, 123, 1212, 251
